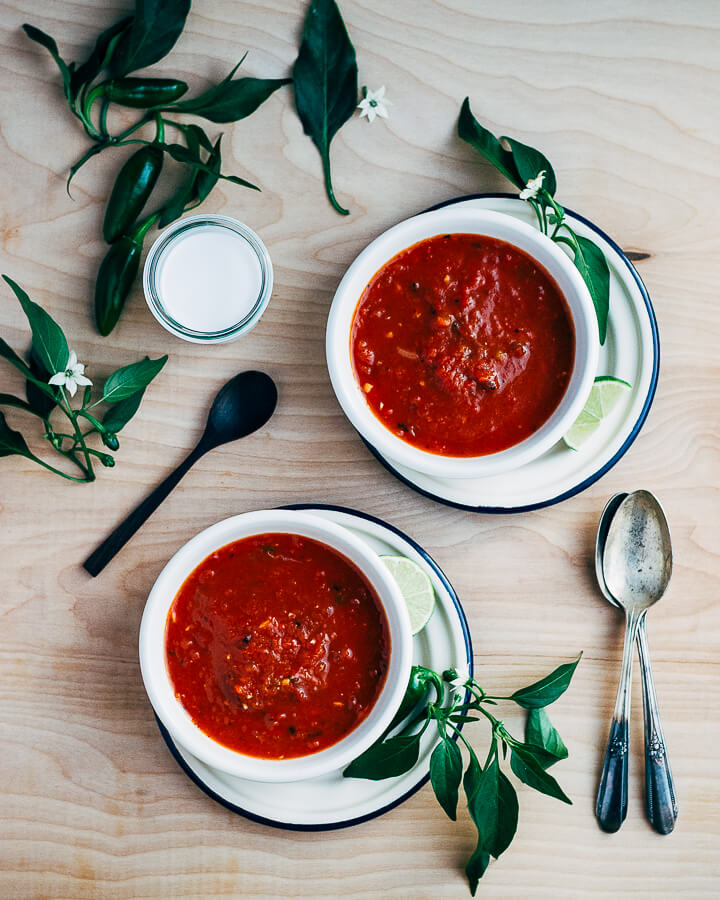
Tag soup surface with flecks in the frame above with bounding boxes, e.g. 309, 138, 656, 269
165, 533, 390, 759
351, 233, 576, 456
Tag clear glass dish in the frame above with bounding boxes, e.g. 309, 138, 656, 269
143, 214, 273, 344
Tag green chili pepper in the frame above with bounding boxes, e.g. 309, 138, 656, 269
94, 215, 157, 336
96, 77, 189, 108
387, 665, 444, 731
102, 144, 164, 243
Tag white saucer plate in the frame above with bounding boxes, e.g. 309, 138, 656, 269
362, 194, 659, 513
155, 504, 473, 831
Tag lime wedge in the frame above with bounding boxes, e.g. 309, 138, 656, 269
563, 376, 632, 451
380, 555, 436, 634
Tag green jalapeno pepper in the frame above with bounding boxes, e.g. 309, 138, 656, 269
388, 665, 445, 732
96, 77, 188, 108
102, 144, 163, 243
95, 215, 157, 336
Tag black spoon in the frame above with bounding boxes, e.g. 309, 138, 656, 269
83, 370, 278, 577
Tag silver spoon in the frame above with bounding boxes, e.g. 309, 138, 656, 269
595, 490, 675, 833
595, 493, 678, 834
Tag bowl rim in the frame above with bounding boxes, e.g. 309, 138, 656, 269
326, 207, 599, 478
139, 509, 413, 782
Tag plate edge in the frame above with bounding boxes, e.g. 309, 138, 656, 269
363, 192, 660, 514
154, 502, 474, 832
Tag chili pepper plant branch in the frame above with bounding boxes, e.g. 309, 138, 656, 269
0, 276, 167, 483
23, 5, 291, 335
457, 97, 611, 345
344, 656, 582, 895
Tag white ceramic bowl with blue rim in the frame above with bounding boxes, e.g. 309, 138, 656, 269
139, 509, 413, 783
326, 207, 599, 479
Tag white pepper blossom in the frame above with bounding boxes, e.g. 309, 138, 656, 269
358, 85, 391, 123
519, 170, 546, 200
49, 350, 92, 397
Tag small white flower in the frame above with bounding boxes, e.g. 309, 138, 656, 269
447, 667, 471, 692
49, 350, 92, 398
519, 170, 546, 201
357, 85, 391, 123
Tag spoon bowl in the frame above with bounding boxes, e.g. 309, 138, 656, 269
594, 492, 628, 607
203, 370, 278, 448
603, 490, 672, 613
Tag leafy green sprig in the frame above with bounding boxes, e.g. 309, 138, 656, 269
22, 1, 290, 334
22, 2, 289, 190
344, 653, 582, 894
0, 277, 166, 482
458, 98, 610, 344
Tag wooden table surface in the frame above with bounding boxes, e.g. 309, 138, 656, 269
1, 1, 718, 897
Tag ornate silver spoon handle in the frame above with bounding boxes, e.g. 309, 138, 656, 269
596, 609, 641, 832
637, 616, 678, 834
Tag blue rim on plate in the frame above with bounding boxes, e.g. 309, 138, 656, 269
155, 503, 474, 832
361, 193, 660, 514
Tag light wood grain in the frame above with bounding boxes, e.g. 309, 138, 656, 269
1, 1, 719, 897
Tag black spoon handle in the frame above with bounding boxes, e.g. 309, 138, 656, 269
637, 622, 678, 833
83, 443, 206, 577
596, 717, 630, 833
596, 610, 639, 833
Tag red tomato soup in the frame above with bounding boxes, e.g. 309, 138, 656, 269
165, 533, 390, 759
351, 233, 576, 457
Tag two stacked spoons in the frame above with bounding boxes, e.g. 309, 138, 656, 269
594, 490, 678, 834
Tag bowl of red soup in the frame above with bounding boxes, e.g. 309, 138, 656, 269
326, 208, 599, 477
139, 509, 413, 782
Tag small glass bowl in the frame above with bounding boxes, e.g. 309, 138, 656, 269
143, 214, 273, 344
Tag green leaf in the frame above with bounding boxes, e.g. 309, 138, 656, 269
3, 276, 68, 376
465, 843, 490, 897
0, 411, 31, 458
67, 143, 106, 195
180, 122, 214, 153
0, 393, 39, 416
463, 752, 482, 802
0, 336, 33, 377
101, 387, 145, 432
292, 0, 358, 215
70, 16, 133, 94
343, 733, 421, 780
493, 770, 519, 857
468, 755, 518, 861
573, 235, 610, 345
468, 755, 499, 850
191, 136, 222, 203
511, 739, 564, 771
457, 98, 522, 189
169, 73, 291, 123
157, 142, 260, 191
102, 355, 167, 404
429, 738, 462, 820
509, 653, 582, 709
509, 745, 572, 804
501, 136, 557, 197
525, 707, 568, 768
159, 134, 223, 228
22, 25, 73, 102
111, 0, 191, 77
0, 337, 55, 400
26, 349, 59, 418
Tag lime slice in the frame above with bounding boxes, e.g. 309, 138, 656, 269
380, 555, 436, 634
563, 376, 632, 451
